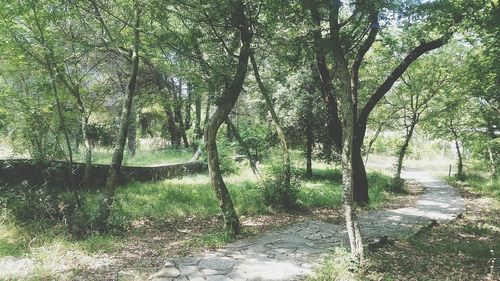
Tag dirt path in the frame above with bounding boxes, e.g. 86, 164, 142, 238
149, 169, 465, 281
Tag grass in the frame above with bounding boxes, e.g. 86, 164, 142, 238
0, 159, 394, 280
73, 147, 194, 166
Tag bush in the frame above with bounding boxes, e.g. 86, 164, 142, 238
388, 177, 405, 193
199, 136, 240, 175
258, 164, 300, 210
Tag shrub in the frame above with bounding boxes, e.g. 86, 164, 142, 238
199, 136, 240, 175
388, 177, 405, 193
258, 164, 300, 210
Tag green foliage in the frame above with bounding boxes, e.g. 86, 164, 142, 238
258, 164, 300, 210
86, 123, 117, 147
307, 247, 358, 281
388, 177, 406, 193
298, 168, 343, 208
199, 135, 240, 175
77, 235, 120, 254
0, 208, 28, 257
74, 147, 193, 166
367, 172, 393, 208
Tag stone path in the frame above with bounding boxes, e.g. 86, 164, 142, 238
150, 169, 465, 281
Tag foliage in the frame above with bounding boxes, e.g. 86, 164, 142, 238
307, 247, 359, 281
199, 135, 240, 175
388, 177, 406, 193
258, 164, 301, 210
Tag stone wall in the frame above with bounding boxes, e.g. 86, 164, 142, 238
0, 159, 207, 189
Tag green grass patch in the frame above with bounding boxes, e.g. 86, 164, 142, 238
366, 172, 393, 208
77, 235, 120, 254
0, 210, 28, 256
307, 247, 359, 281
74, 147, 194, 166
185, 230, 233, 249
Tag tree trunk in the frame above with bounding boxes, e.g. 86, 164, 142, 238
487, 146, 497, 179
351, 122, 369, 205
204, 11, 252, 236
453, 137, 464, 180
365, 123, 383, 164
194, 91, 203, 140
450, 122, 464, 181
394, 122, 416, 180
101, 6, 140, 231
173, 79, 189, 148
164, 103, 181, 147
185, 83, 192, 130
127, 100, 137, 157
81, 115, 92, 187
227, 120, 260, 176
330, 4, 364, 263
306, 123, 313, 178
250, 53, 290, 186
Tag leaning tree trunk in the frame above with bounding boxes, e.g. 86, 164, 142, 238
352, 127, 369, 205
394, 122, 416, 180
250, 53, 290, 186
227, 120, 260, 176
365, 123, 383, 164
101, 7, 140, 231
127, 100, 137, 157
204, 13, 252, 236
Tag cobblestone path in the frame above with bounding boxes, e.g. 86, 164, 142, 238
150, 169, 465, 281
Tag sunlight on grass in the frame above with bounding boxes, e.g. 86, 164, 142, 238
0, 209, 28, 257
74, 147, 194, 166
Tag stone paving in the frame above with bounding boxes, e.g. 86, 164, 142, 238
149, 169, 465, 281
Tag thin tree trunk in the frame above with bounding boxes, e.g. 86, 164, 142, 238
306, 121, 313, 178
250, 53, 290, 186
82, 115, 92, 187
164, 102, 181, 147
450, 121, 464, 180
227, 120, 260, 176
194, 92, 203, 140
394, 122, 416, 180
452, 135, 464, 180
174, 79, 189, 148
127, 100, 137, 157
487, 146, 497, 179
204, 9, 252, 236
185, 83, 192, 130
365, 123, 383, 164
101, 5, 140, 230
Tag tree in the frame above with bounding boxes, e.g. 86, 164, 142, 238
89, 0, 142, 230
302, 0, 470, 262
389, 53, 449, 182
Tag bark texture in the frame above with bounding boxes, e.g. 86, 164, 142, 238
250, 53, 290, 186
204, 3, 252, 236
101, 5, 141, 230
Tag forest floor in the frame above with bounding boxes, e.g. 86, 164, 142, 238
362, 179, 500, 281
141, 169, 466, 281
1, 158, 497, 280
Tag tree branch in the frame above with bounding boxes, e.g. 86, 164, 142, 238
358, 35, 451, 127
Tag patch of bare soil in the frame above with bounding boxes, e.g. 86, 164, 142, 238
364, 185, 500, 281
